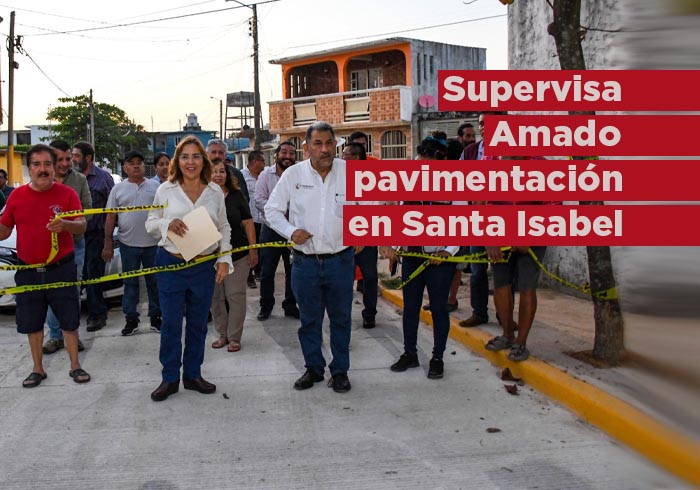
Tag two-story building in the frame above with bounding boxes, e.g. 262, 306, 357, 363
268, 37, 486, 160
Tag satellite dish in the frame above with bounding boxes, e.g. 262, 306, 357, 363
418, 94, 436, 108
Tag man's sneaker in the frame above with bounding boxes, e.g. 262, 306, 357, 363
247, 277, 257, 289
86, 316, 107, 332
150, 316, 162, 333
390, 353, 420, 372
427, 358, 444, 379
121, 319, 139, 336
362, 317, 376, 329
43, 338, 64, 355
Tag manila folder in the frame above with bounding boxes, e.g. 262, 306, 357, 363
166, 206, 222, 261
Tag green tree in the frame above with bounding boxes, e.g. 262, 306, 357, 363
547, 0, 625, 365
43, 95, 151, 172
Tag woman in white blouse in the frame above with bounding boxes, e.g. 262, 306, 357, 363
145, 135, 233, 402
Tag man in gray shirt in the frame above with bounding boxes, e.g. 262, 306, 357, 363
43, 140, 92, 355
102, 150, 161, 336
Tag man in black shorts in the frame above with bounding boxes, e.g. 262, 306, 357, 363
0, 144, 90, 387
484, 245, 547, 362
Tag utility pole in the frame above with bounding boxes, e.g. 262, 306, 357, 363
228, 0, 263, 150
219, 98, 224, 139
210, 96, 223, 138
7, 11, 16, 183
89, 89, 96, 149
0, 15, 4, 127
251, 3, 262, 150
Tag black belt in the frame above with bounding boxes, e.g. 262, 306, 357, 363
18, 252, 75, 272
294, 248, 350, 260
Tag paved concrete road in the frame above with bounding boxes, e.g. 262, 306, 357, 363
0, 284, 686, 489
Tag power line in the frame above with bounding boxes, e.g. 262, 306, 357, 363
24, 0, 281, 37
0, 3, 115, 25
20, 50, 72, 97
114, 0, 218, 22
274, 13, 507, 54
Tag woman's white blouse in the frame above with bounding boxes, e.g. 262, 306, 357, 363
145, 180, 234, 273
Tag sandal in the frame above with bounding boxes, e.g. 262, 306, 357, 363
227, 341, 241, 352
22, 372, 47, 388
69, 368, 91, 384
211, 337, 229, 349
508, 344, 530, 362
485, 335, 513, 352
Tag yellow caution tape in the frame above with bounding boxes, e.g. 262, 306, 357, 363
526, 247, 618, 300
392, 247, 617, 300
393, 248, 510, 290
0, 205, 168, 271
0, 241, 291, 296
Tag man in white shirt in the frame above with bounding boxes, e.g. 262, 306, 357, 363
241, 150, 265, 288
254, 142, 299, 321
265, 122, 354, 394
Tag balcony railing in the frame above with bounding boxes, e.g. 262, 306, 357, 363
270, 86, 411, 130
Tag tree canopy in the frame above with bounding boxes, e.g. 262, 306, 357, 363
43, 95, 150, 172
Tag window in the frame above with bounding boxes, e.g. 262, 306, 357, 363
290, 74, 308, 98
350, 69, 383, 92
336, 135, 349, 158
429, 56, 434, 76
423, 54, 427, 81
289, 136, 305, 162
416, 55, 421, 85
380, 130, 407, 159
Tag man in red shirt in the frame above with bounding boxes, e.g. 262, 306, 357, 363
0, 144, 90, 387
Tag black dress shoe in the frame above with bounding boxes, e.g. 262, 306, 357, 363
362, 317, 376, 329
427, 358, 444, 379
182, 377, 216, 394
151, 381, 179, 401
328, 372, 351, 393
391, 353, 419, 372
86, 316, 106, 332
284, 307, 300, 319
257, 309, 272, 321
293, 369, 324, 390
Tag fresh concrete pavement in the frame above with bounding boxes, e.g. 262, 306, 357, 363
0, 274, 687, 489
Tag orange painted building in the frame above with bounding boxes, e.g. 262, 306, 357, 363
268, 37, 486, 160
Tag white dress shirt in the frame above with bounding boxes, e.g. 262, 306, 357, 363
145, 180, 233, 272
265, 158, 349, 255
254, 165, 282, 227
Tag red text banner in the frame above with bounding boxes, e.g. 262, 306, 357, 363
438, 70, 700, 112
342, 205, 700, 246
482, 115, 700, 157
346, 160, 700, 202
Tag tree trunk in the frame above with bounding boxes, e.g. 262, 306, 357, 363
548, 0, 625, 364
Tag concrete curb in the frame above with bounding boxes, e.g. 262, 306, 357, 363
380, 287, 700, 487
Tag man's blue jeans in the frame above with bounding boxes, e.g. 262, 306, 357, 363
84, 233, 108, 320
259, 224, 296, 312
469, 246, 489, 321
291, 247, 354, 376
47, 238, 85, 340
401, 257, 457, 359
120, 244, 160, 320
354, 246, 378, 320
156, 248, 216, 383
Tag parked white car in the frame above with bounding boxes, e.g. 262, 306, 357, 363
0, 228, 123, 309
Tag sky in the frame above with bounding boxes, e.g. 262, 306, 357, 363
1, 0, 508, 133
